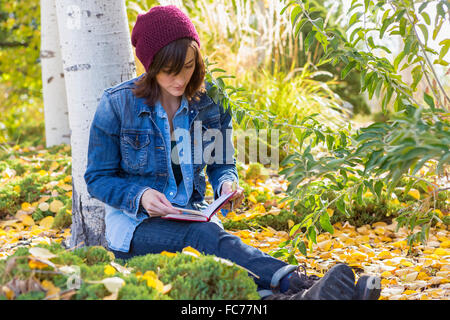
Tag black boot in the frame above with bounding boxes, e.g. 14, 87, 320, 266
352, 275, 381, 300
266, 263, 355, 300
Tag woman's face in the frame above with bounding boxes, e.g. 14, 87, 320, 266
156, 46, 196, 99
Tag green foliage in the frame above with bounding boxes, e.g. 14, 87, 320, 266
0, 242, 259, 300
0, 0, 43, 146
271, 0, 450, 257
125, 253, 259, 300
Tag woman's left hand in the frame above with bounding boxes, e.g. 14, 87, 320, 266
220, 180, 245, 212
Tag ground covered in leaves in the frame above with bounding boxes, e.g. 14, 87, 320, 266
0, 144, 449, 300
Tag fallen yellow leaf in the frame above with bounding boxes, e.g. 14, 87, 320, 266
49, 200, 64, 213
41, 280, 60, 299
182, 246, 201, 257
407, 189, 420, 200
20, 214, 35, 227
104, 265, 116, 276
39, 216, 54, 229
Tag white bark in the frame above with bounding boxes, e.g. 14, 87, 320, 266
54, 0, 136, 248
40, 0, 71, 147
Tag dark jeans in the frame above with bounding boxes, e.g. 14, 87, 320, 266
108, 217, 296, 297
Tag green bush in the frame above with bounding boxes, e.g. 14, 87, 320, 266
124, 253, 259, 300
0, 243, 259, 300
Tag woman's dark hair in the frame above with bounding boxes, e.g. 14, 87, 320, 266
132, 38, 206, 106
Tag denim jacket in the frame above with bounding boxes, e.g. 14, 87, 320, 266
84, 74, 239, 251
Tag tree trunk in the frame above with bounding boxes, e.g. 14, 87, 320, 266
54, 0, 136, 249
40, 0, 71, 147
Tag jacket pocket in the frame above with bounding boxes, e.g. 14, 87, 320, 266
120, 129, 152, 174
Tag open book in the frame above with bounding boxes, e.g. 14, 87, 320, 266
162, 190, 237, 222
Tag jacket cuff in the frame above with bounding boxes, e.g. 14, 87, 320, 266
127, 185, 151, 219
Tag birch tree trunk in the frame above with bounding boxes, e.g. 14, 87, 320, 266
54, 0, 136, 249
40, 0, 71, 147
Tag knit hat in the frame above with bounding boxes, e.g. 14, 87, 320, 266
131, 5, 201, 72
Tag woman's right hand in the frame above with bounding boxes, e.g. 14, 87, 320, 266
140, 188, 182, 217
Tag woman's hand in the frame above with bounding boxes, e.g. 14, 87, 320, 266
220, 180, 245, 212
140, 188, 182, 217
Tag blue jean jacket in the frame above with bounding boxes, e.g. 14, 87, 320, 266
84, 74, 239, 251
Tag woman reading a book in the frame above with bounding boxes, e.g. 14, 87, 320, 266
84, 5, 380, 300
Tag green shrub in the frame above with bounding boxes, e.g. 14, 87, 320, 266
0, 243, 259, 300
125, 253, 259, 300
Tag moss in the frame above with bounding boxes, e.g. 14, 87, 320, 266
15, 291, 46, 300
52, 204, 72, 229
125, 253, 259, 300
73, 246, 114, 266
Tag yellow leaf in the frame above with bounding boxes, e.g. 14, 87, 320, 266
38, 170, 48, 176
363, 191, 373, 198
407, 189, 420, 200
326, 208, 334, 217
440, 240, 450, 249
377, 251, 392, 260
49, 161, 59, 172
20, 214, 35, 226
49, 200, 64, 213
403, 272, 418, 282
248, 194, 258, 204
41, 280, 60, 300
400, 260, 414, 267
39, 216, 54, 229
350, 251, 368, 261
182, 246, 201, 257
160, 251, 177, 258
434, 248, 448, 256
317, 240, 332, 251
287, 219, 295, 229
146, 276, 165, 293
28, 258, 49, 270
59, 184, 72, 191
391, 240, 407, 249
381, 271, 392, 277
432, 209, 443, 218
64, 175, 72, 183
13, 185, 21, 193
2, 286, 15, 300
104, 265, 116, 276
403, 289, 416, 295
417, 272, 430, 280
21, 202, 32, 211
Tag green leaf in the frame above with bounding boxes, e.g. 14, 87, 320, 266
439, 39, 450, 60
421, 12, 431, 25
356, 184, 364, 206
418, 24, 428, 44
290, 6, 302, 26
296, 240, 307, 256
319, 210, 334, 234
307, 226, 317, 244
374, 180, 383, 200
341, 60, 357, 79
336, 197, 348, 217
280, 1, 297, 16
423, 92, 435, 110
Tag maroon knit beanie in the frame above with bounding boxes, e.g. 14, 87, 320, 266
131, 5, 201, 72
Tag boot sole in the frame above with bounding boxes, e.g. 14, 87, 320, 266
353, 275, 381, 300
302, 263, 355, 300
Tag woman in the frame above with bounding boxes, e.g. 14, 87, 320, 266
84, 5, 380, 300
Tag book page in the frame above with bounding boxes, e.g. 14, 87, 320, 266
201, 191, 236, 219
163, 191, 236, 221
